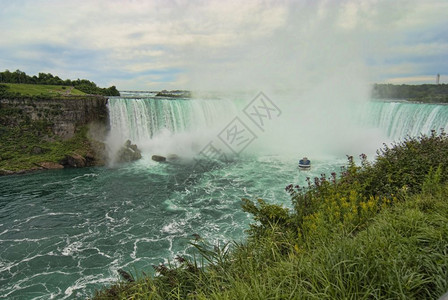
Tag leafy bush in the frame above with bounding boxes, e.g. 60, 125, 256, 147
354, 130, 448, 196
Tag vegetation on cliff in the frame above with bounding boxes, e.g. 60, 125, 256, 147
0, 96, 108, 174
0, 83, 86, 97
0, 119, 100, 173
93, 131, 448, 299
372, 83, 448, 103
0, 69, 120, 96
0, 70, 114, 173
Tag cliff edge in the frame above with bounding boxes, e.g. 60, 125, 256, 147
0, 95, 109, 174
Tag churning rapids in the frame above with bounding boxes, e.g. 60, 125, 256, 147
1, 92, 447, 299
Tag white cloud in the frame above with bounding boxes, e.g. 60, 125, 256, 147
387, 75, 445, 84
0, 0, 447, 90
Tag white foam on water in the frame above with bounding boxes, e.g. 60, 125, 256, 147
64, 274, 114, 299
161, 219, 187, 234
61, 241, 83, 256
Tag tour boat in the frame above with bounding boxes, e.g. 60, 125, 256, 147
298, 157, 311, 170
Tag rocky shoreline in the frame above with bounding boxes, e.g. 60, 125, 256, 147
0, 138, 144, 176
0, 95, 109, 175
0, 145, 105, 176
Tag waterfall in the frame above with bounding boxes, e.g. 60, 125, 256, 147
107, 95, 447, 159
107, 95, 238, 157
360, 101, 448, 140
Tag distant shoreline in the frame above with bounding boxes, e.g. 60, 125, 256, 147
371, 98, 448, 105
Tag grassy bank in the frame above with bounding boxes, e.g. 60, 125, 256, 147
1, 83, 86, 97
0, 123, 94, 172
93, 131, 448, 299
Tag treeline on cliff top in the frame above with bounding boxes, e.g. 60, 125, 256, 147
372, 83, 448, 103
0, 69, 119, 96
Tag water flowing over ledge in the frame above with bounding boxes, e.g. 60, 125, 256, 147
107, 95, 238, 159
107, 97, 448, 159
360, 101, 448, 140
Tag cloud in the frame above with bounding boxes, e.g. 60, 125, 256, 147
0, 0, 447, 89
386, 75, 445, 84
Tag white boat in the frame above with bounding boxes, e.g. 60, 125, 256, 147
298, 157, 311, 170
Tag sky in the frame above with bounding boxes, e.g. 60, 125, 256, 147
0, 0, 447, 91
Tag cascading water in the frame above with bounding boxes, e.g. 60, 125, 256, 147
107, 95, 448, 161
358, 101, 448, 140
107, 93, 238, 159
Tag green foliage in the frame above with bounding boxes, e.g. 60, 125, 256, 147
354, 130, 448, 197
0, 122, 92, 172
241, 198, 293, 237
0, 69, 120, 96
422, 166, 443, 195
372, 83, 448, 103
93, 132, 448, 299
1, 83, 85, 97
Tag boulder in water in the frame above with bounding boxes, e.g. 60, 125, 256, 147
116, 140, 142, 163
61, 153, 87, 168
152, 155, 166, 162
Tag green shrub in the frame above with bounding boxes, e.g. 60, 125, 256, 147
355, 130, 448, 196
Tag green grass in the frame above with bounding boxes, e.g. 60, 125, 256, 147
3, 83, 86, 96
93, 132, 448, 299
0, 123, 92, 171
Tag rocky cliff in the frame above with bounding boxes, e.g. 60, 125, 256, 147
0, 95, 108, 139
0, 95, 109, 174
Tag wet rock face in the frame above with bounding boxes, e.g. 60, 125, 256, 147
59, 152, 102, 168
151, 155, 166, 162
61, 153, 87, 168
0, 96, 108, 140
115, 140, 142, 163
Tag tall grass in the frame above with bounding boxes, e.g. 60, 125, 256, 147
93, 131, 448, 299
2, 83, 85, 96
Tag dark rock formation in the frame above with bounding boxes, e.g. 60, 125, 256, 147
116, 140, 142, 163
61, 153, 87, 168
151, 155, 166, 162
